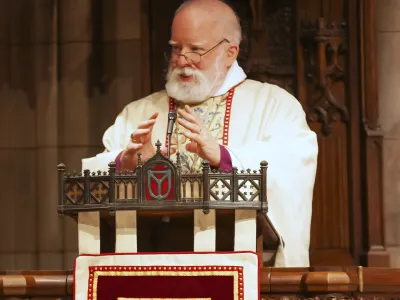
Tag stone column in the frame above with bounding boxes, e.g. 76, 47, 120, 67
377, 0, 400, 268
34, 0, 62, 270
102, 0, 143, 114
0, 0, 58, 270
59, 0, 143, 268
0, 0, 144, 270
58, 0, 95, 269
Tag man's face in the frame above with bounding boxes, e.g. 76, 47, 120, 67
165, 13, 229, 103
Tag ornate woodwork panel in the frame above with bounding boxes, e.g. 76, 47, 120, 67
296, 0, 354, 265
143, 0, 388, 267
239, 0, 297, 94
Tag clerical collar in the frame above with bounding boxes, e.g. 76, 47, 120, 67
212, 60, 247, 97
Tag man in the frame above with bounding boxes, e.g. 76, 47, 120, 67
82, 0, 318, 267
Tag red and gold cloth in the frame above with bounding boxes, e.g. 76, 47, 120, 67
74, 252, 259, 300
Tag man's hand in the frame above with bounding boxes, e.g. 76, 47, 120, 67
120, 112, 158, 170
177, 105, 221, 166
120, 112, 176, 170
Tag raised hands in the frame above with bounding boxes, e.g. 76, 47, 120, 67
120, 106, 220, 170
177, 105, 221, 167
120, 112, 175, 170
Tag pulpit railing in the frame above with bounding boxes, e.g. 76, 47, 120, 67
57, 141, 268, 216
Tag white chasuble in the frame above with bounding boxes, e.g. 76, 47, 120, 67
82, 78, 318, 267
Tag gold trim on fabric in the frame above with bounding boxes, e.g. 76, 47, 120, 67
118, 298, 211, 300
88, 266, 243, 300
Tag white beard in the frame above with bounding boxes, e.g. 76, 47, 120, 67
165, 56, 225, 104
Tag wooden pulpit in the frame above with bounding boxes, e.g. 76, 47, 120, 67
57, 141, 280, 266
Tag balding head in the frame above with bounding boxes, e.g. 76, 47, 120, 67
174, 0, 242, 45
165, 0, 241, 104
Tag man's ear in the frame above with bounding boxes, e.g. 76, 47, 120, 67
227, 44, 239, 64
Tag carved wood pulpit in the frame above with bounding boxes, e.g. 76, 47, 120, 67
58, 141, 280, 266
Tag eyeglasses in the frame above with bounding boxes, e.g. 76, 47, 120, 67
165, 39, 230, 64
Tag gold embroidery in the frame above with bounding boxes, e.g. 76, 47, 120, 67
89, 269, 241, 300
170, 92, 229, 173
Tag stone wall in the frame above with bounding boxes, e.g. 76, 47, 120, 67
0, 0, 143, 270
377, 0, 400, 268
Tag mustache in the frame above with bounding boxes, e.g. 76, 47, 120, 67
168, 67, 202, 78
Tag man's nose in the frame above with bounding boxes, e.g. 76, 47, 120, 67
176, 55, 189, 68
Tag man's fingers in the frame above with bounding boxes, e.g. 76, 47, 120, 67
177, 107, 198, 124
126, 143, 143, 151
136, 112, 158, 129
176, 118, 201, 134
130, 128, 151, 143
184, 105, 202, 122
150, 112, 159, 119
148, 112, 159, 120
130, 128, 151, 137
182, 130, 204, 146
184, 105, 195, 114
137, 118, 156, 129
185, 142, 198, 154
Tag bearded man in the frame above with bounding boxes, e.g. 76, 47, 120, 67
82, 0, 318, 267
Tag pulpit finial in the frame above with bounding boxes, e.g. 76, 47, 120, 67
155, 140, 162, 152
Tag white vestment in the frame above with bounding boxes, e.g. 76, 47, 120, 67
82, 61, 318, 267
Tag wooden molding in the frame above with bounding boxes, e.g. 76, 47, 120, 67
359, 0, 389, 267
2, 268, 400, 297
347, 0, 363, 266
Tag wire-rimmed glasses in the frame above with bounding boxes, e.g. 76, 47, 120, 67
164, 38, 230, 64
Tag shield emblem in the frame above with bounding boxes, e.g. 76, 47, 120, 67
147, 170, 172, 200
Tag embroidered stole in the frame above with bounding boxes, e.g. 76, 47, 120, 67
166, 88, 234, 173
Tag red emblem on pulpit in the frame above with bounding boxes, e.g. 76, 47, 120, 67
147, 168, 173, 200
143, 141, 176, 201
